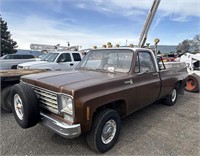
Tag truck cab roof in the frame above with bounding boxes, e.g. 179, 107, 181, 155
89, 47, 153, 52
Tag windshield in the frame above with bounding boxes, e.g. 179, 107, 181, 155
40, 53, 51, 61
77, 49, 133, 73
0, 55, 11, 59
0, 55, 7, 59
45, 53, 59, 62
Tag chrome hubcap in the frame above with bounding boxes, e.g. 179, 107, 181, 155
14, 94, 24, 120
101, 119, 117, 144
171, 89, 177, 102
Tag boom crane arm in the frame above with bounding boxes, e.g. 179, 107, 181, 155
138, 0, 161, 48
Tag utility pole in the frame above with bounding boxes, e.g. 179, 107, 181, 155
67, 42, 70, 47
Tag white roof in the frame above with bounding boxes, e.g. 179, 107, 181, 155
90, 47, 152, 52
51, 51, 81, 54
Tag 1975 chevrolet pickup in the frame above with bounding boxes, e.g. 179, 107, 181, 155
11, 48, 187, 153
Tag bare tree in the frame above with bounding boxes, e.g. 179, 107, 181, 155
176, 39, 191, 53
192, 34, 200, 51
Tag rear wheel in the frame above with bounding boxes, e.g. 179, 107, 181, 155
86, 109, 121, 153
185, 74, 199, 92
163, 88, 178, 106
11, 83, 40, 128
1, 86, 13, 113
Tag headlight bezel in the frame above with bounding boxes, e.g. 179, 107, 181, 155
59, 94, 74, 117
24, 66, 30, 69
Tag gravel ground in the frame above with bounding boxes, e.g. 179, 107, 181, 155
1, 92, 199, 155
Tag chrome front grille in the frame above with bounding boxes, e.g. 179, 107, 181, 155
33, 87, 59, 114
17, 66, 23, 69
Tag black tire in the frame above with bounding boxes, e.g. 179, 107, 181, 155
11, 83, 40, 128
86, 109, 121, 153
1, 86, 13, 113
185, 74, 199, 92
163, 88, 178, 106
11, 65, 17, 69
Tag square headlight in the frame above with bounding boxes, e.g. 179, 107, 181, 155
60, 95, 74, 115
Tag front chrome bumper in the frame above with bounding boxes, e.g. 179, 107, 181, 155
40, 112, 81, 138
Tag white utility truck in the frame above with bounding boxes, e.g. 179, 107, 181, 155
17, 51, 83, 71
179, 53, 200, 92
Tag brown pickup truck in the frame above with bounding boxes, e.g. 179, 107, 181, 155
10, 48, 187, 153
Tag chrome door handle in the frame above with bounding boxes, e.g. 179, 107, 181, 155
124, 79, 133, 85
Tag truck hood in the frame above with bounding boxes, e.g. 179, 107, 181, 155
21, 70, 127, 95
18, 61, 49, 67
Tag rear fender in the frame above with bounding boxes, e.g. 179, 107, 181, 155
176, 80, 186, 95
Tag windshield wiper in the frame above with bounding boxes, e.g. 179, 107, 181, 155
78, 67, 116, 73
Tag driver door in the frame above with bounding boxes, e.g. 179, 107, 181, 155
133, 51, 161, 108
56, 53, 74, 71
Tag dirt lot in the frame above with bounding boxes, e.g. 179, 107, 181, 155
1, 92, 199, 155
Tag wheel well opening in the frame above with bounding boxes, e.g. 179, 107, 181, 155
175, 80, 183, 93
11, 65, 17, 69
95, 100, 126, 118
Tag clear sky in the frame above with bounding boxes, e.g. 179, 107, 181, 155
0, 0, 199, 49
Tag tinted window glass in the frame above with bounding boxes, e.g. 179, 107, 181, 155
72, 53, 81, 61
22, 55, 34, 59
46, 53, 59, 62
57, 53, 72, 62
4, 55, 12, 59
13, 55, 22, 59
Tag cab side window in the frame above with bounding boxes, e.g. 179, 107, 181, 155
72, 53, 81, 61
13, 55, 22, 59
22, 55, 34, 59
5, 55, 12, 59
135, 52, 155, 73
57, 53, 72, 62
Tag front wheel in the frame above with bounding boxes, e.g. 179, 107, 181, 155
163, 88, 178, 106
86, 109, 121, 153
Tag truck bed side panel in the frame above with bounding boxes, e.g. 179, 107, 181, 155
158, 67, 187, 99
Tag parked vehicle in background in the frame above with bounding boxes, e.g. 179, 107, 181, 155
179, 52, 200, 92
0, 54, 36, 70
0, 69, 46, 112
10, 47, 187, 153
0, 54, 35, 60
17, 51, 83, 71
159, 53, 177, 62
